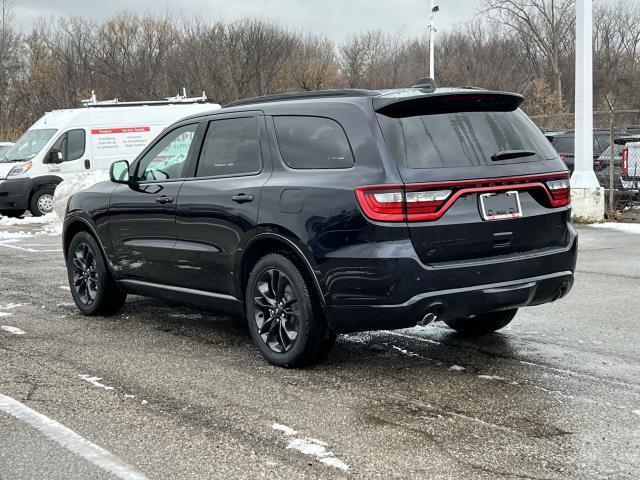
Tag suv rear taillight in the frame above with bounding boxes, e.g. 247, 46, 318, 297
546, 178, 571, 206
355, 187, 405, 222
356, 173, 571, 223
405, 190, 452, 220
621, 147, 629, 175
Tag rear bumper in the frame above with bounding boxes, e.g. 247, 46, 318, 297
322, 225, 578, 334
325, 270, 574, 333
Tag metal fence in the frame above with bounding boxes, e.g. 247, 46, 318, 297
530, 110, 640, 219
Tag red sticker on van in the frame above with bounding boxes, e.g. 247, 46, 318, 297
91, 127, 151, 135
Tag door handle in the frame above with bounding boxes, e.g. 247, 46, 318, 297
232, 194, 254, 204
155, 196, 174, 205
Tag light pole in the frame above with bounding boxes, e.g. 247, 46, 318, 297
572, 0, 604, 221
429, 1, 439, 79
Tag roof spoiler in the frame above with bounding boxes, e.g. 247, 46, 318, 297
374, 91, 525, 118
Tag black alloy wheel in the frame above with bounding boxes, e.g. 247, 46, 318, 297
254, 268, 300, 353
246, 254, 336, 367
70, 242, 99, 306
66, 231, 127, 316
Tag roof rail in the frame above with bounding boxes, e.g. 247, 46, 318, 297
81, 89, 212, 108
224, 89, 379, 108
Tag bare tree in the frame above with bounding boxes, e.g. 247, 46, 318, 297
484, 0, 575, 104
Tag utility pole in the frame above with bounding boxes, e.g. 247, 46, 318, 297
571, 0, 604, 222
429, 1, 439, 79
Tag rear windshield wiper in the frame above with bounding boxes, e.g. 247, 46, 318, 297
491, 150, 537, 162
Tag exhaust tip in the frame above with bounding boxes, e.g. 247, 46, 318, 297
419, 312, 438, 326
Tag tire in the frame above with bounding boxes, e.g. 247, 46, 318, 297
444, 308, 518, 335
66, 231, 126, 316
245, 253, 336, 367
0, 210, 26, 218
29, 188, 55, 216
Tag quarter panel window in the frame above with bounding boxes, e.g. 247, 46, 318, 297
273, 116, 354, 169
196, 117, 261, 178
136, 124, 197, 182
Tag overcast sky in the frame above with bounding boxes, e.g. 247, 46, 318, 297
12, 0, 484, 41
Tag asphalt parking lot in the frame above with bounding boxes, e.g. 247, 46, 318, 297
0, 222, 639, 479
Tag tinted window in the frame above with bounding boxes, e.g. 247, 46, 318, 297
137, 124, 197, 181
378, 109, 558, 169
196, 117, 260, 177
550, 136, 574, 155
67, 129, 85, 161
274, 116, 354, 169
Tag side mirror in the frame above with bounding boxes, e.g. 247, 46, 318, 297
110, 160, 130, 184
44, 149, 63, 165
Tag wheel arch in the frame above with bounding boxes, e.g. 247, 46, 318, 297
237, 233, 326, 314
62, 217, 116, 277
27, 176, 62, 206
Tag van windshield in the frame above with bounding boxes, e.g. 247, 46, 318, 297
0, 129, 57, 163
377, 109, 558, 169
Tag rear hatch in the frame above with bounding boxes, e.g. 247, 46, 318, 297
622, 142, 640, 183
373, 91, 571, 265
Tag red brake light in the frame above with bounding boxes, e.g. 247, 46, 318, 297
546, 178, 571, 207
405, 190, 452, 221
621, 147, 629, 175
355, 187, 404, 222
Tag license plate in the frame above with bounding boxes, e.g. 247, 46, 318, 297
479, 191, 522, 221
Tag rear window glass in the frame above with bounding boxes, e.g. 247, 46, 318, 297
377, 109, 558, 169
274, 116, 354, 169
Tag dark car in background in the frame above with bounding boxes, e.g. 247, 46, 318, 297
62, 81, 577, 367
544, 129, 613, 171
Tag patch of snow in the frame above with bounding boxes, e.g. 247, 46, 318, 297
79, 374, 114, 391
124, 394, 135, 399
0, 312, 12, 318
449, 365, 466, 372
478, 375, 507, 382
319, 456, 350, 471
1, 326, 25, 335
390, 345, 422, 358
53, 170, 109, 220
273, 424, 350, 471
0, 213, 57, 226
272, 423, 298, 436
0, 303, 23, 310
590, 222, 640, 235
60, 286, 71, 291
632, 410, 640, 417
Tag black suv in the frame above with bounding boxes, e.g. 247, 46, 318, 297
63, 81, 577, 367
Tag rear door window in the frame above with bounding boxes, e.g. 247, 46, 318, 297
196, 117, 261, 178
273, 116, 354, 169
377, 109, 558, 169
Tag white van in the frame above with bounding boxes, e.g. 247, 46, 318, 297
0, 93, 220, 217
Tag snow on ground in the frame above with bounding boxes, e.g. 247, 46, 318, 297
78, 374, 114, 391
1, 326, 26, 335
272, 423, 350, 471
590, 222, 640, 234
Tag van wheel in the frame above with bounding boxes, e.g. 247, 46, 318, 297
66, 231, 127, 316
246, 254, 336, 367
444, 309, 518, 335
29, 188, 55, 216
0, 210, 26, 218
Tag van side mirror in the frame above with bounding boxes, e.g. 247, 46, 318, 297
44, 149, 63, 165
110, 160, 130, 184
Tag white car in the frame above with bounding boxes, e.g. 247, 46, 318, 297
0, 93, 220, 218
